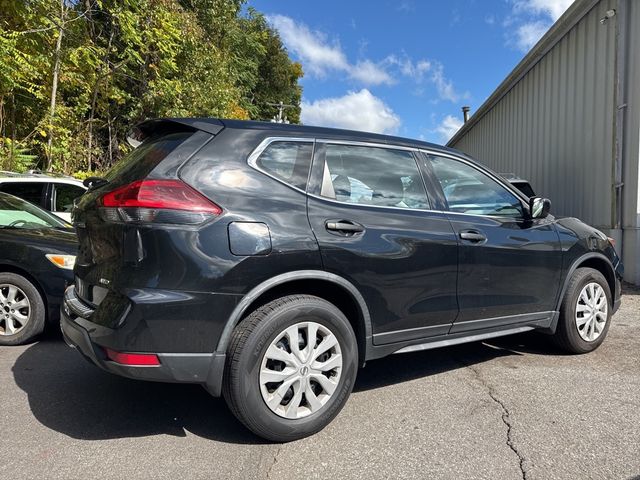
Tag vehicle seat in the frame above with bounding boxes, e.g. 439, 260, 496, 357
332, 175, 351, 202
371, 176, 405, 207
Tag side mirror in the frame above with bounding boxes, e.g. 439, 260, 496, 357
82, 176, 108, 190
529, 196, 551, 219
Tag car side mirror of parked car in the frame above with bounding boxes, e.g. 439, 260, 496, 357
529, 196, 551, 219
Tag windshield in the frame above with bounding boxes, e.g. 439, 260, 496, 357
0, 193, 72, 230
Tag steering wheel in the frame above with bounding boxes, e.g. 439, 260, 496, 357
8, 219, 28, 228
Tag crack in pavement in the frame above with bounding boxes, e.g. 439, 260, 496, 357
465, 362, 530, 480
265, 445, 282, 479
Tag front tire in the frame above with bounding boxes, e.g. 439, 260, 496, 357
0, 273, 46, 346
223, 295, 358, 442
553, 267, 612, 354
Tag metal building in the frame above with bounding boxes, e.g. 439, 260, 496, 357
448, 0, 640, 285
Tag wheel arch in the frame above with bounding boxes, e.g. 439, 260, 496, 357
555, 252, 616, 312
215, 270, 373, 366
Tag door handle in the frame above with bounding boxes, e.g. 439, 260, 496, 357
325, 220, 364, 234
459, 230, 487, 243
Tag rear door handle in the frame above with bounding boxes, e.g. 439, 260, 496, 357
459, 230, 487, 243
325, 220, 364, 234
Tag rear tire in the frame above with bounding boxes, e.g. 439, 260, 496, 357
0, 273, 45, 346
223, 295, 358, 442
553, 267, 612, 354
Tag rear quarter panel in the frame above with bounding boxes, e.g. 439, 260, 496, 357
178, 127, 323, 295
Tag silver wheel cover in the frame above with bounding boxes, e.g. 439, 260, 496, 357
575, 282, 608, 342
259, 321, 343, 419
0, 284, 31, 336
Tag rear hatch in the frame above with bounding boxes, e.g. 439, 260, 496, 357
72, 120, 221, 326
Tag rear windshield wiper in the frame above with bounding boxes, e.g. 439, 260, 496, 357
83, 176, 109, 190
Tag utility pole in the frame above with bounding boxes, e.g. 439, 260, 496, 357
267, 101, 295, 124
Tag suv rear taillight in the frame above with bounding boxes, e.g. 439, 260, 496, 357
98, 179, 221, 225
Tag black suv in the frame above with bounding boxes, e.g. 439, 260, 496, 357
61, 118, 623, 441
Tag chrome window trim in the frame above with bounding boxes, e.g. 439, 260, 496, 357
246, 136, 315, 194
246, 136, 532, 220
306, 191, 447, 216
314, 138, 418, 152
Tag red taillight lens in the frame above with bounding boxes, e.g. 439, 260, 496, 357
101, 179, 221, 213
98, 179, 221, 225
104, 348, 160, 366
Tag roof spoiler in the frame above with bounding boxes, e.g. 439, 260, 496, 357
127, 118, 225, 149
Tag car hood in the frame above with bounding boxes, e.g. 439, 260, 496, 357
554, 216, 607, 239
5, 228, 78, 254
554, 216, 621, 271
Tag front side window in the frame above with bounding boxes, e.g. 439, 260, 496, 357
53, 184, 85, 213
428, 155, 523, 217
255, 141, 313, 190
319, 144, 429, 210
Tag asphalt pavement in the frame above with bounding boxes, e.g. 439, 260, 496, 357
1, 287, 639, 480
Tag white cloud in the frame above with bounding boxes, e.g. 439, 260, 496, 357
383, 56, 465, 102
507, 0, 575, 52
385, 55, 431, 82
266, 14, 348, 77
515, 20, 551, 51
397, 1, 415, 13
349, 60, 395, 86
268, 15, 468, 104
435, 115, 464, 142
301, 89, 401, 134
431, 63, 469, 103
514, 0, 575, 21
267, 14, 392, 85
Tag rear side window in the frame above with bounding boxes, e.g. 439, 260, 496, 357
319, 144, 429, 209
254, 141, 313, 190
105, 132, 193, 183
0, 182, 45, 206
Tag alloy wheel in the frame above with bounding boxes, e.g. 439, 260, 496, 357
0, 284, 31, 336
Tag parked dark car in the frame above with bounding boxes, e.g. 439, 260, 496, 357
61, 118, 623, 441
0, 192, 77, 345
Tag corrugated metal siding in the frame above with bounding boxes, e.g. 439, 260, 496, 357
621, 0, 640, 284
450, 0, 617, 230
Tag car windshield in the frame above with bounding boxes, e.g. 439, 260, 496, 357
0, 193, 72, 230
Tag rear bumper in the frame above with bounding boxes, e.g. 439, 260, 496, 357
61, 286, 227, 395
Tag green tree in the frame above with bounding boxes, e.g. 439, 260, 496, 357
0, 0, 303, 174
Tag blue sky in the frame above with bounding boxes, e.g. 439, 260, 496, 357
248, 0, 575, 143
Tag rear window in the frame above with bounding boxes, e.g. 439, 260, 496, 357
254, 141, 313, 190
105, 132, 192, 183
0, 182, 45, 206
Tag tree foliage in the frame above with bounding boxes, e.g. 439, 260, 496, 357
0, 0, 303, 174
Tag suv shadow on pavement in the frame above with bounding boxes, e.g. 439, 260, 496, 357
12, 331, 557, 444
12, 332, 260, 444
